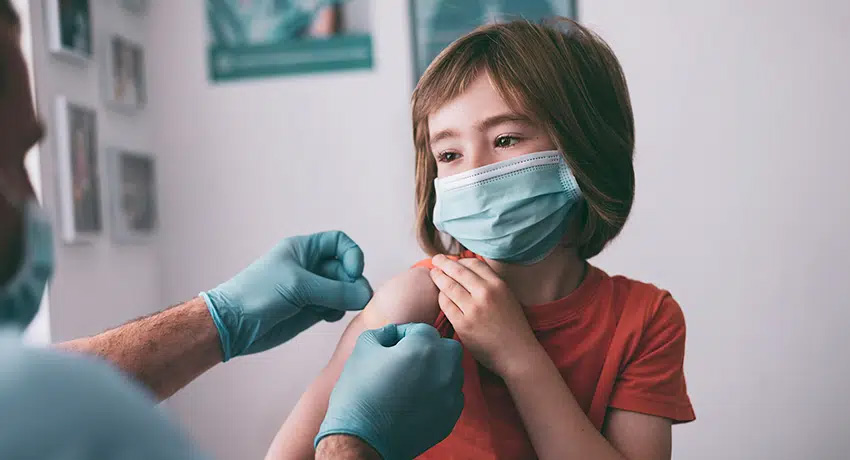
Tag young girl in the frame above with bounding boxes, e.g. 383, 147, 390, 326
266, 18, 694, 460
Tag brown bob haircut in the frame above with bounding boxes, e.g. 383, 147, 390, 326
412, 18, 635, 259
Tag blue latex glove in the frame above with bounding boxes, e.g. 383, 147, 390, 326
316, 323, 465, 460
202, 231, 372, 361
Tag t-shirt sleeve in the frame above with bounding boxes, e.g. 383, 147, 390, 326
608, 294, 695, 423
412, 258, 436, 270
411, 254, 465, 270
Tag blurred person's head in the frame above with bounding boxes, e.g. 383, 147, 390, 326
0, 0, 51, 327
411, 19, 635, 261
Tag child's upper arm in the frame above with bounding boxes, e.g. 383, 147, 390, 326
327, 267, 440, 379
265, 267, 440, 460
360, 266, 441, 329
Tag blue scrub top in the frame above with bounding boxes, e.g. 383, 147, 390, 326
0, 327, 208, 459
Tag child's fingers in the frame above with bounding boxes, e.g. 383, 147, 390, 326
457, 258, 502, 285
438, 292, 464, 326
430, 267, 473, 308
432, 255, 485, 292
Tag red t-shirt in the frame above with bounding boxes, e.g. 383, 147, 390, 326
414, 253, 695, 459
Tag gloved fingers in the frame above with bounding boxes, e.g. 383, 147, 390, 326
433, 338, 464, 389
360, 323, 401, 347
304, 275, 373, 312
447, 342, 465, 388
315, 259, 353, 282
312, 262, 371, 319
361, 323, 443, 350
396, 323, 442, 341
308, 305, 347, 323
315, 231, 366, 279
440, 337, 463, 360
244, 309, 324, 355
448, 390, 465, 429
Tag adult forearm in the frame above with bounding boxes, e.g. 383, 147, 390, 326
504, 347, 625, 460
57, 297, 222, 400
315, 435, 381, 460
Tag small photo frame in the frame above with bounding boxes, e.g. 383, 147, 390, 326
46, 0, 93, 63
55, 96, 102, 243
107, 149, 157, 243
104, 35, 146, 111
120, 0, 149, 14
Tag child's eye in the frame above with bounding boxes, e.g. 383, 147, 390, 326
437, 151, 461, 163
495, 135, 520, 148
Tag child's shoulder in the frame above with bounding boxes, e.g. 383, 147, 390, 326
366, 264, 440, 326
599, 267, 686, 331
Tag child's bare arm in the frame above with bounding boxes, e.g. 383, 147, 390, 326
264, 267, 439, 460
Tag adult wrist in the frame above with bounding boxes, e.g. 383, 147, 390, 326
199, 291, 232, 361
315, 434, 381, 460
185, 296, 225, 364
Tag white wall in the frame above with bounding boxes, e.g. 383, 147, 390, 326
147, 1, 419, 458
29, 0, 161, 341
583, 1, 850, 459
146, 0, 850, 459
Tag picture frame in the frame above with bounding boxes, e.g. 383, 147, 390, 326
55, 96, 102, 243
104, 35, 147, 111
119, 0, 149, 14
45, 0, 93, 63
207, 0, 373, 81
409, 0, 578, 80
106, 149, 157, 243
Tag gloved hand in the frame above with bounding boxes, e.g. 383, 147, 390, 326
316, 323, 465, 460
201, 231, 372, 361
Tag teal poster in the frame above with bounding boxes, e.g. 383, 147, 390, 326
411, 0, 577, 78
207, 0, 373, 82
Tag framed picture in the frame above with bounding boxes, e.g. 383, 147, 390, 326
55, 96, 102, 243
207, 0, 373, 81
120, 0, 149, 14
46, 0, 92, 62
410, 0, 577, 79
106, 149, 157, 242
104, 35, 146, 111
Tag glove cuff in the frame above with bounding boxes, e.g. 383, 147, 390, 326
200, 291, 233, 362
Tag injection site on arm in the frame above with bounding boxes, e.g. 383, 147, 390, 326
265, 267, 440, 460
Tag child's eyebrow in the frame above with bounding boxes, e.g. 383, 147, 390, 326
476, 113, 533, 132
430, 128, 460, 146
429, 113, 533, 146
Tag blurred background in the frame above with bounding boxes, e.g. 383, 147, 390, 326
15, 0, 850, 459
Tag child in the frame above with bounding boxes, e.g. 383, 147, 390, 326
266, 18, 694, 460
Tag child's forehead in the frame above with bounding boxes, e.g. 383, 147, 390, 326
427, 73, 518, 131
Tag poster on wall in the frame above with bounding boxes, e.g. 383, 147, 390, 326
207, 0, 373, 82
104, 35, 146, 111
119, 0, 149, 14
55, 97, 102, 243
107, 149, 157, 243
410, 0, 577, 79
46, 0, 92, 62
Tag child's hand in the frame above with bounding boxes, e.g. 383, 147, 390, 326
429, 254, 542, 378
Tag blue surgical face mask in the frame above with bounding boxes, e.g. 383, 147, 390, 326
433, 150, 582, 265
0, 200, 54, 329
